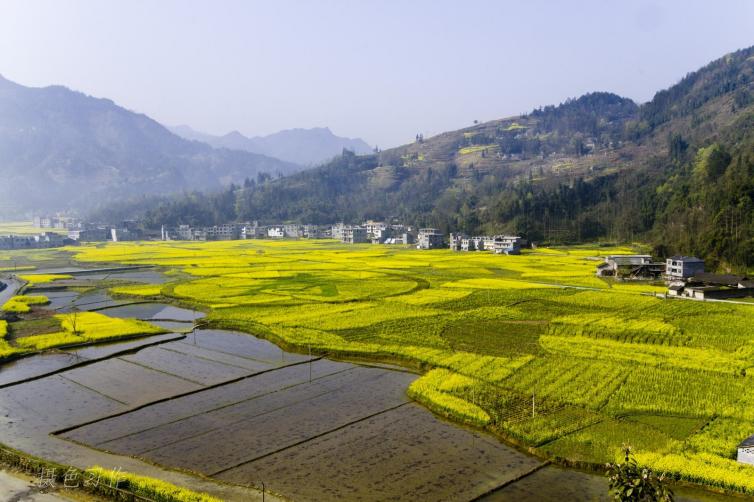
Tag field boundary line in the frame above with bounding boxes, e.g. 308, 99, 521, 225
132, 383, 354, 456
51, 356, 322, 436
469, 461, 551, 501
209, 401, 412, 477
0, 333, 186, 390
58, 373, 130, 405
92, 366, 359, 450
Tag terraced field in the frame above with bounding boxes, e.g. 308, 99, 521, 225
3, 240, 754, 499
59, 239, 754, 496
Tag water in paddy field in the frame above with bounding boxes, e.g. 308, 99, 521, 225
96, 303, 203, 321
1, 249, 747, 501
0, 298, 745, 501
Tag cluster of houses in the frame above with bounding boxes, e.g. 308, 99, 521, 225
595, 254, 754, 300
33, 214, 82, 230
160, 221, 422, 246
448, 233, 524, 254
0, 216, 143, 250
0, 232, 69, 250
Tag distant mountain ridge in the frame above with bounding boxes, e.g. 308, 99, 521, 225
0, 75, 301, 214
169, 124, 372, 166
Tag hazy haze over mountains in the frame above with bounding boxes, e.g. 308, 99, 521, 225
169, 125, 372, 166
0, 75, 300, 214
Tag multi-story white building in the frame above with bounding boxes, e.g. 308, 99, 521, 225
342, 226, 368, 244
492, 235, 523, 255
331, 223, 347, 241
206, 224, 240, 241
417, 228, 444, 249
267, 226, 285, 238
666, 256, 705, 280
283, 224, 303, 238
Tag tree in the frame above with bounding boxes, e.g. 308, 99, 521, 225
606, 445, 673, 502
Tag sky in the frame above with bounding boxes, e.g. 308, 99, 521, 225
1, 1, 754, 148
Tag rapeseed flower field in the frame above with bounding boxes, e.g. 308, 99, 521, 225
63, 239, 754, 494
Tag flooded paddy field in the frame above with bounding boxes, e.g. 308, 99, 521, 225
0, 333, 182, 386
96, 302, 203, 321
0, 314, 555, 501
59, 334, 550, 501
217, 403, 542, 501
1, 318, 741, 500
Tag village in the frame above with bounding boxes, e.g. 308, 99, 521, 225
3, 214, 752, 301
595, 253, 754, 301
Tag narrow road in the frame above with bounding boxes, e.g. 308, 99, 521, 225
0, 276, 24, 306
0, 470, 71, 501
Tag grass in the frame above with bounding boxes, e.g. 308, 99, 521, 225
12, 238, 750, 495
0, 221, 67, 235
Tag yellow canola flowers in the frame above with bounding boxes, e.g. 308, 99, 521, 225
86, 466, 222, 502
14, 312, 165, 351
408, 369, 491, 427
57, 239, 754, 495
17, 273, 72, 285
110, 284, 163, 297
2, 295, 49, 313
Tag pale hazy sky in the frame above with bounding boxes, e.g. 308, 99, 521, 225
1, 0, 754, 148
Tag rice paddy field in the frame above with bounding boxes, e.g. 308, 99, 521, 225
3, 239, 754, 498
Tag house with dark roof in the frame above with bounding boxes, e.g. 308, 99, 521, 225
674, 273, 754, 300
665, 256, 705, 280
738, 435, 754, 465
595, 255, 664, 279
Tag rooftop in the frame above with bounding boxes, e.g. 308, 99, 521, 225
668, 256, 704, 262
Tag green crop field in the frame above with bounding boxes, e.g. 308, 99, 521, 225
0, 221, 67, 235
8, 239, 754, 495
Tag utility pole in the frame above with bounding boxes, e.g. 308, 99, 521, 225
532, 393, 535, 418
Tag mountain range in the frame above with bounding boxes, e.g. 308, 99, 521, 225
169, 125, 372, 166
140, 46, 754, 269
0, 75, 368, 215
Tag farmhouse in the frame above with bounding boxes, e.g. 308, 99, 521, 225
0, 232, 70, 249
738, 435, 754, 465
68, 228, 110, 242
492, 235, 523, 255
206, 224, 240, 241
595, 255, 665, 279
666, 256, 705, 280
267, 226, 285, 238
240, 223, 266, 239
416, 228, 444, 249
448, 233, 465, 251
33, 214, 81, 230
331, 223, 346, 241
302, 225, 324, 238
453, 234, 522, 254
342, 226, 368, 244
364, 220, 387, 238
675, 273, 754, 300
284, 224, 303, 238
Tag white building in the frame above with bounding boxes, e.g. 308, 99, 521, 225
417, 228, 444, 249
267, 226, 285, 238
666, 256, 705, 280
342, 226, 368, 244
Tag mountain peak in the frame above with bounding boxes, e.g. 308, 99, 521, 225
171, 125, 371, 166
0, 77, 301, 213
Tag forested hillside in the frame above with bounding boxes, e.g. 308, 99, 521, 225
138, 46, 754, 269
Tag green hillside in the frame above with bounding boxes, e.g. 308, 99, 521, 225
141, 46, 754, 269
